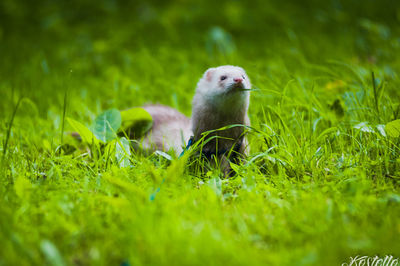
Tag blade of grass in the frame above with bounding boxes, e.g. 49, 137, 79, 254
3, 97, 23, 158
60, 90, 68, 149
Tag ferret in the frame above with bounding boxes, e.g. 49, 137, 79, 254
142, 65, 251, 163
191, 65, 251, 160
138, 104, 192, 155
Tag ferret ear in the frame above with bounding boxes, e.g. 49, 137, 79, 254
204, 68, 216, 82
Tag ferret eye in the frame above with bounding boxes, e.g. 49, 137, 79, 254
220, 75, 227, 81
242, 75, 246, 80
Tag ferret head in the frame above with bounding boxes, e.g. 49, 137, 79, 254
196, 65, 251, 97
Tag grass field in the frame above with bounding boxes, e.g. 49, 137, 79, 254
1, 0, 400, 265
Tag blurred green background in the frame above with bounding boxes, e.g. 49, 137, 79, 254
1, 0, 399, 117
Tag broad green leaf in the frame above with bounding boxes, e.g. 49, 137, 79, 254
40, 240, 65, 266
385, 119, 400, 138
66, 117, 99, 145
92, 109, 122, 143
116, 137, 132, 168
120, 107, 153, 138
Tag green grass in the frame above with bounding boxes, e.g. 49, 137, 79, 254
1, 0, 400, 265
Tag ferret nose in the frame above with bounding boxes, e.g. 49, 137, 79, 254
234, 78, 243, 83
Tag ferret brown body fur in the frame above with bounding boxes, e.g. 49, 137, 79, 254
139, 104, 192, 155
